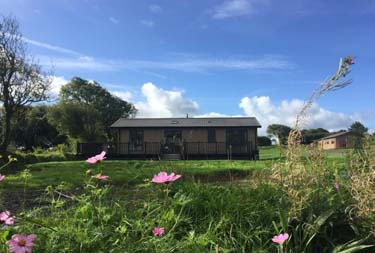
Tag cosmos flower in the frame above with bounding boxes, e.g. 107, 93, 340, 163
86, 151, 106, 164
272, 233, 289, 245
91, 173, 109, 180
0, 210, 15, 225
152, 172, 181, 184
152, 227, 165, 236
7, 234, 36, 253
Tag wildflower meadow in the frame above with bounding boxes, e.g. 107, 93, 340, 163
0, 56, 374, 252
1, 138, 375, 253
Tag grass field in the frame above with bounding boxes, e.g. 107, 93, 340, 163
1, 145, 373, 252
3, 160, 270, 190
1, 146, 349, 191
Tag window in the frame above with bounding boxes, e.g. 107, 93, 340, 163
164, 129, 182, 144
226, 128, 247, 145
208, 129, 216, 143
129, 129, 144, 151
331, 140, 335, 144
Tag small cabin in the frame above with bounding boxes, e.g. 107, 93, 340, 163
78, 117, 261, 160
317, 131, 362, 150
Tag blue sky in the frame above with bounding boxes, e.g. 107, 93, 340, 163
1, 0, 374, 133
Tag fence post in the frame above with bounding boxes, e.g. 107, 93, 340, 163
144, 142, 147, 159
76, 142, 80, 155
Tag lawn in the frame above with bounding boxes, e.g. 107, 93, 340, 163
1, 146, 349, 191
3, 160, 271, 191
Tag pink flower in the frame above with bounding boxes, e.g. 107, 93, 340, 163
152, 172, 181, 184
91, 173, 109, 180
7, 234, 36, 253
346, 56, 354, 65
86, 151, 106, 164
0, 210, 15, 225
334, 182, 340, 190
0, 174, 5, 181
272, 233, 289, 245
152, 227, 165, 236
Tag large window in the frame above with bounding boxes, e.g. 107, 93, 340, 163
208, 129, 216, 143
226, 128, 247, 145
129, 129, 144, 152
164, 129, 182, 144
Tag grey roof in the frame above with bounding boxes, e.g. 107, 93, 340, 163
111, 117, 261, 128
319, 131, 360, 140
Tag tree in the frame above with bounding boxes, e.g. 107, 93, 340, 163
48, 77, 135, 142
349, 121, 368, 135
266, 124, 292, 145
0, 15, 50, 152
301, 128, 329, 144
48, 103, 106, 142
13, 105, 66, 150
58, 77, 136, 139
257, 136, 272, 146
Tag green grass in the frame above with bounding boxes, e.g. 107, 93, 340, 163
1, 146, 373, 252
1, 160, 271, 191
1, 145, 349, 191
259, 145, 351, 159
259, 146, 284, 159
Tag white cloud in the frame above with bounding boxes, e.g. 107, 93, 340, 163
140, 20, 155, 27
23, 37, 82, 57
109, 17, 120, 24
212, 0, 253, 19
195, 112, 232, 118
149, 4, 162, 13
112, 91, 133, 101
239, 96, 357, 134
49, 76, 69, 97
23, 37, 291, 73
38, 53, 292, 73
45, 77, 363, 134
123, 55, 292, 72
135, 82, 199, 117
38, 55, 118, 72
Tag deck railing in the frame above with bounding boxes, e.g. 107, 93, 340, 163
77, 141, 254, 157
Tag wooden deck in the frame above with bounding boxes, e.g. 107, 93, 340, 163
77, 142, 259, 160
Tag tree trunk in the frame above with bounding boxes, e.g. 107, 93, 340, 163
0, 81, 12, 152
0, 107, 12, 152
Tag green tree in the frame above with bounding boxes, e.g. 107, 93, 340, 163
48, 77, 136, 142
257, 136, 272, 146
349, 121, 368, 135
58, 77, 136, 139
266, 124, 292, 145
13, 105, 66, 150
48, 103, 106, 142
301, 128, 329, 144
0, 15, 50, 151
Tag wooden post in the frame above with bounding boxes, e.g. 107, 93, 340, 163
117, 129, 120, 155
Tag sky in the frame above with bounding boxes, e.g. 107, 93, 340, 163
1, 0, 374, 134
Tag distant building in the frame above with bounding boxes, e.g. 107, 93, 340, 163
316, 131, 362, 150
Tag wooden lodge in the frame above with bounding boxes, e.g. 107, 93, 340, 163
316, 131, 362, 150
77, 117, 261, 160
